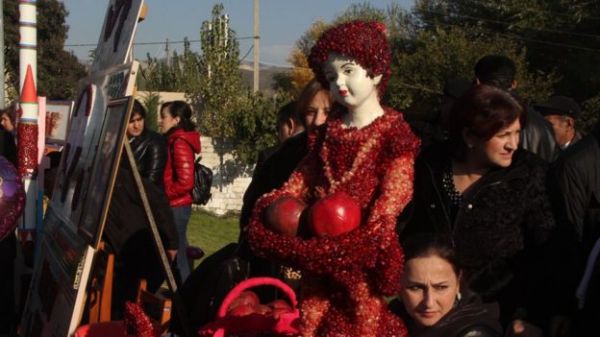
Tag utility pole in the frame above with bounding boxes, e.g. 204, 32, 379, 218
253, 0, 259, 92
165, 38, 170, 65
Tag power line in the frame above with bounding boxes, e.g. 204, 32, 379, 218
420, 8, 600, 40
64, 36, 255, 48
240, 45, 254, 63
418, 16, 600, 53
459, 0, 600, 22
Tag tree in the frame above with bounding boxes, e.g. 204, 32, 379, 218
385, 26, 557, 119
140, 39, 200, 93
332, 2, 387, 25
3, 0, 87, 100
273, 19, 329, 96
188, 4, 247, 138
229, 93, 287, 165
138, 91, 160, 132
412, 0, 600, 107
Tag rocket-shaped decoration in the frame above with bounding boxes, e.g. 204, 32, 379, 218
17, 64, 39, 236
17, 65, 38, 178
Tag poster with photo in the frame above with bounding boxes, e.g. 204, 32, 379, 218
91, 0, 145, 72
45, 101, 74, 144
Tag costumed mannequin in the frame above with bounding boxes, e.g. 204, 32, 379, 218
248, 21, 419, 337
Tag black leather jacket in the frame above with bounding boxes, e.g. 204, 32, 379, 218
129, 129, 167, 188
398, 145, 556, 324
520, 106, 559, 163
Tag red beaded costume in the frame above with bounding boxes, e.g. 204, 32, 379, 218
248, 21, 419, 337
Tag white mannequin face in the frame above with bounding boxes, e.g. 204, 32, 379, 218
323, 53, 382, 110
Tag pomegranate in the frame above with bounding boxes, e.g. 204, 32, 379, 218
264, 196, 307, 236
227, 290, 260, 313
308, 191, 361, 237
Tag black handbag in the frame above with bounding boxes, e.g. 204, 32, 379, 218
169, 242, 251, 335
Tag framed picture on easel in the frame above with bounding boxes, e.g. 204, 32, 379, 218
45, 100, 74, 145
78, 96, 133, 247
50, 61, 139, 233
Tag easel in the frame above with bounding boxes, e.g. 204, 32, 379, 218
83, 137, 193, 337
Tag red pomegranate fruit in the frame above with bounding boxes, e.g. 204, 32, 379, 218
308, 191, 361, 237
268, 299, 293, 318
227, 290, 260, 313
228, 303, 255, 317
253, 304, 273, 316
264, 196, 307, 236
268, 299, 292, 311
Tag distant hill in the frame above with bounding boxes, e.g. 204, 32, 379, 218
239, 60, 290, 94
126, 57, 290, 95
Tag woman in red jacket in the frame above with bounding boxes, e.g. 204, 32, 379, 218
160, 100, 201, 282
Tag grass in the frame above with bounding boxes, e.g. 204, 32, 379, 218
187, 210, 240, 266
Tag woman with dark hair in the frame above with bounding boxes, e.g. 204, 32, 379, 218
126, 99, 167, 188
160, 100, 200, 282
0, 105, 16, 133
391, 233, 503, 337
295, 78, 332, 132
399, 85, 556, 329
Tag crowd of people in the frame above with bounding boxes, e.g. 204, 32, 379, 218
0, 18, 598, 337
229, 23, 595, 337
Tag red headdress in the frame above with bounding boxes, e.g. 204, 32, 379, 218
308, 20, 391, 96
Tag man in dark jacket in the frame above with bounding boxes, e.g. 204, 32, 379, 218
126, 100, 167, 188
535, 95, 583, 150
474, 55, 559, 162
549, 121, 600, 336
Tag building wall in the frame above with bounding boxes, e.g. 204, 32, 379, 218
196, 136, 252, 216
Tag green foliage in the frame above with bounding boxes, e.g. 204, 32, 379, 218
139, 91, 161, 132
579, 96, 600, 134
229, 93, 292, 165
140, 39, 201, 93
385, 27, 557, 119
332, 2, 387, 25
412, 0, 600, 114
188, 3, 247, 139
3, 0, 86, 100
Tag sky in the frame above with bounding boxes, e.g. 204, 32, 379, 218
61, 0, 413, 68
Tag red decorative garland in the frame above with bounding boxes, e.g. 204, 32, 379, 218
248, 106, 420, 337
17, 122, 38, 178
124, 301, 155, 337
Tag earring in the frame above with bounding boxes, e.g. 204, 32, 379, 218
454, 291, 462, 307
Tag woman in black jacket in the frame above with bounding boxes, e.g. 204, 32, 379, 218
391, 233, 503, 337
399, 85, 556, 328
126, 99, 167, 188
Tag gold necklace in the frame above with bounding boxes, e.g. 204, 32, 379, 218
321, 132, 379, 193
